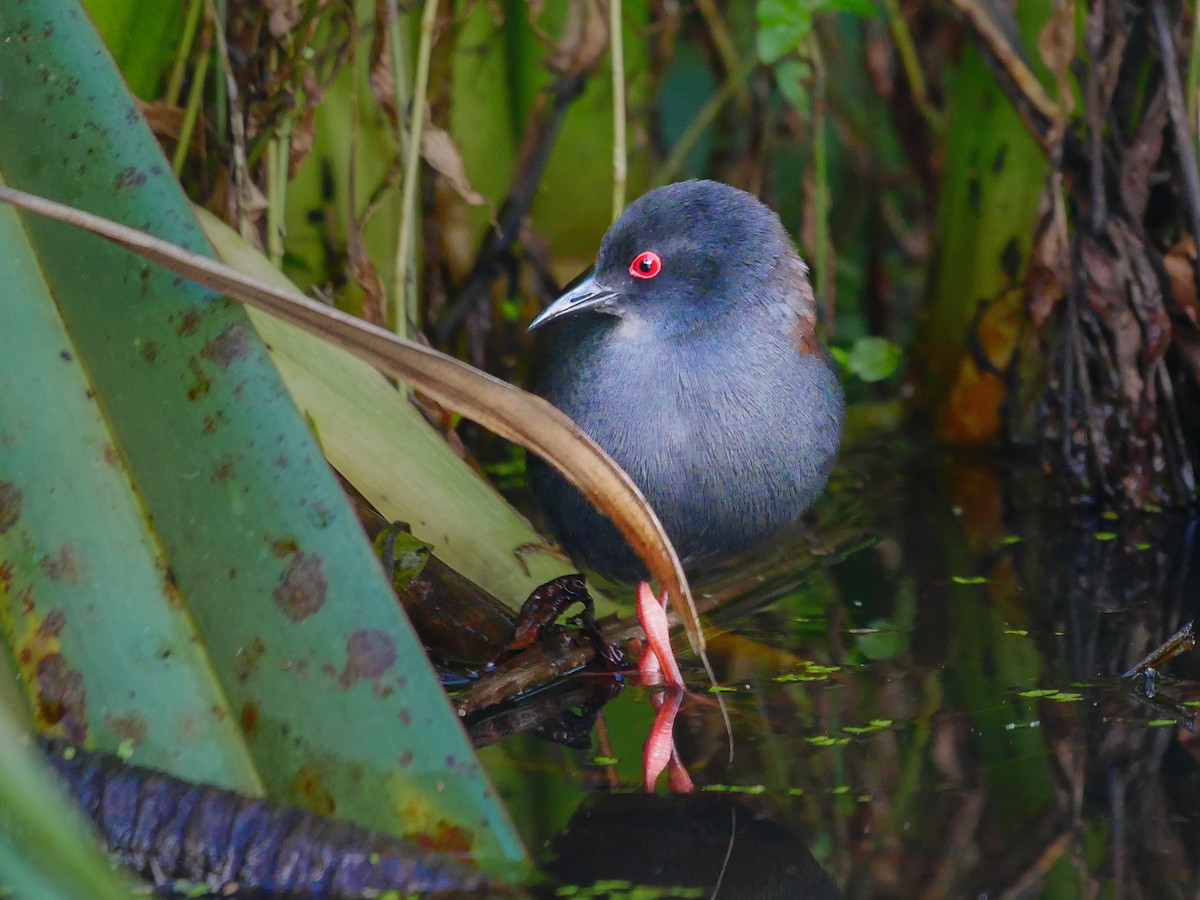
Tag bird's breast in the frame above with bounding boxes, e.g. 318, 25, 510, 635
530, 314, 843, 575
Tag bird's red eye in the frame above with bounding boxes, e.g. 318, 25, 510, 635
629, 250, 662, 279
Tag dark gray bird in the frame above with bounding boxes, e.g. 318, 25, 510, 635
527, 180, 844, 589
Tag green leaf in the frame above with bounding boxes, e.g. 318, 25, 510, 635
756, 0, 814, 64
82, 0, 185, 99
756, 0, 876, 65
774, 59, 812, 112
846, 336, 903, 382
821, 0, 879, 16
0, 0, 525, 877
197, 209, 578, 613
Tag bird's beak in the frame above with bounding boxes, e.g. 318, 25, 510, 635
528, 269, 619, 332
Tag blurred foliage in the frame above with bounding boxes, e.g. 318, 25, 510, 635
83, 1, 1200, 503
94, 0, 932, 391
5, 0, 1200, 893
756, 0, 877, 64
831, 335, 903, 383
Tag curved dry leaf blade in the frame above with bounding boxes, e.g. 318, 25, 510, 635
421, 126, 487, 207
0, 186, 706, 658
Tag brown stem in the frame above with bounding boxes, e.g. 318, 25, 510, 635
432, 71, 590, 344
1150, 0, 1200, 282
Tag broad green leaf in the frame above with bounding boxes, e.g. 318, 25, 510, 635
0, 0, 525, 876
756, 0, 877, 65
914, 1, 1051, 438
197, 208, 583, 613
756, 0, 814, 64
0, 176, 259, 789
846, 336, 903, 382
0, 187, 703, 667
83, 0, 185, 99
775, 58, 813, 112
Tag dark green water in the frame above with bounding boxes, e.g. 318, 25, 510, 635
478, 446, 1200, 898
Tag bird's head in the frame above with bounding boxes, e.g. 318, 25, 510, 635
528, 180, 799, 335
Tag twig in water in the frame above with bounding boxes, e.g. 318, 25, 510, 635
1122, 620, 1196, 680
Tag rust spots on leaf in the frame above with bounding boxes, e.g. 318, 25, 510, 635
104, 713, 148, 744
0, 481, 22, 534
177, 309, 202, 337
202, 411, 226, 434
292, 764, 336, 816
270, 537, 299, 558
200, 323, 251, 369
338, 629, 397, 688
113, 166, 146, 190
0, 561, 13, 593
139, 340, 160, 363
240, 700, 259, 737
37, 608, 66, 638
410, 821, 474, 855
311, 501, 333, 528
186, 358, 212, 400
273, 552, 327, 622
35, 654, 87, 744
235, 636, 267, 683
211, 457, 235, 482
38, 546, 77, 583
15, 20, 54, 43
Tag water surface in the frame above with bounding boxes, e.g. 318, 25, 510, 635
480, 447, 1200, 898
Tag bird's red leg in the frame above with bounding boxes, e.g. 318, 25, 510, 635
667, 743, 694, 793
637, 581, 694, 791
635, 581, 684, 688
642, 685, 693, 792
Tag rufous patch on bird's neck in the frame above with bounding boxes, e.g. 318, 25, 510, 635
793, 314, 819, 355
